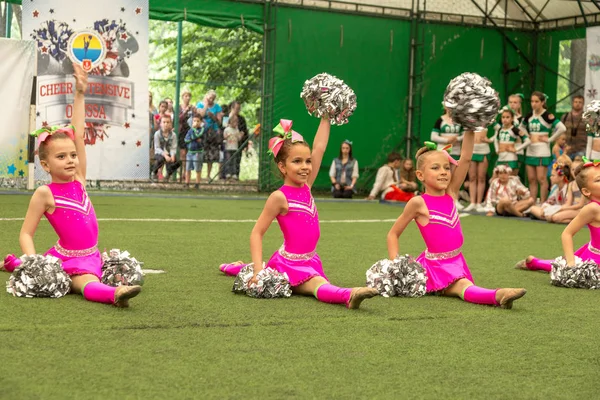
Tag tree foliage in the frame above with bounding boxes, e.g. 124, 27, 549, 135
149, 20, 262, 127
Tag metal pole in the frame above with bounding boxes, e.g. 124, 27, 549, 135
174, 20, 183, 136
6, 3, 13, 38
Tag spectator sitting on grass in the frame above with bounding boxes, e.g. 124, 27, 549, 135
367, 152, 402, 201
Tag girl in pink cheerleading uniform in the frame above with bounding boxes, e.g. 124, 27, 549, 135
220, 118, 378, 309
3, 64, 141, 307
516, 158, 600, 271
386, 133, 527, 309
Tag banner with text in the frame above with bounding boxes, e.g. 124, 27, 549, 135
23, 0, 149, 180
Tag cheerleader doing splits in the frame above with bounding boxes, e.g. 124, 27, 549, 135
3, 65, 141, 306
219, 118, 378, 308
386, 133, 526, 309
516, 158, 600, 271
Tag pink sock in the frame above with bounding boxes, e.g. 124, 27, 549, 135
82, 282, 116, 304
314, 283, 351, 304
462, 285, 499, 306
220, 263, 247, 276
526, 257, 552, 272
3, 254, 22, 273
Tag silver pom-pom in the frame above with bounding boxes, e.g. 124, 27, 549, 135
101, 249, 144, 287
366, 256, 427, 297
232, 264, 292, 298
583, 100, 600, 135
443, 72, 500, 131
300, 73, 357, 125
6, 255, 71, 298
550, 256, 600, 289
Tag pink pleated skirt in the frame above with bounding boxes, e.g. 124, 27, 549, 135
44, 247, 103, 279
416, 251, 474, 293
266, 251, 328, 287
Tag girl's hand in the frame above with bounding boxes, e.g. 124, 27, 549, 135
447, 136, 458, 144
334, 183, 341, 190
249, 264, 264, 284
540, 136, 549, 143
72, 63, 88, 94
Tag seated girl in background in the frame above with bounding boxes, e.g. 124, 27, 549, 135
484, 165, 533, 217
548, 159, 586, 224
528, 163, 572, 221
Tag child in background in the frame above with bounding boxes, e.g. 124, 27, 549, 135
3, 64, 141, 307
185, 114, 205, 188
386, 135, 526, 309
548, 133, 569, 176
223, 115, 242, 180
528, 163, 572, 221
494, 107, 530, 176
465, 130, 493, 212
219, 118, 378, 309
549, 160, 586, 224
484, 165, 533, 217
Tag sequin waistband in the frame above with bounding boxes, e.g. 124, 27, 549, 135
425, 246, 462, 260
278, 245, 316, 261
54, 242, 98, 258
588, 243, 600, 255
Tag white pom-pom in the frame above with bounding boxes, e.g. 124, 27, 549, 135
101, 249, 144, 287
583, 100, 600, 136
366, 256, 427, 297
6, 255, 71, 298
550, 256, 600, 289
300, 73, 357, 126
232, 264, 292, 298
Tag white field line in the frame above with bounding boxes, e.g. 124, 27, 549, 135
0, 215, 471, 223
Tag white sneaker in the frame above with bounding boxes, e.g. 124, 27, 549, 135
475, 204, 487, 213
459, 190, 470, 202
464, 203, 476, 212
455, 200, 464, 211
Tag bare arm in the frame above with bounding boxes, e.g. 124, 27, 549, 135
249, 191, 286, 275
387, 197, 423, 259
587, 136, 593, 159
561, 203, 599, 265
548, 121, 566, 143
308, 118, 331, 187
72, 64, 88, 184
448, 130, 474, 197
19, 187, 52, 255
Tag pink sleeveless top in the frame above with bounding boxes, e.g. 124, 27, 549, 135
44, 181, 99, 250
276, 184, 320, 254
416, 193, 463, 253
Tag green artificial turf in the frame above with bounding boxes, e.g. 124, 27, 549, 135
0, 193, 598, 399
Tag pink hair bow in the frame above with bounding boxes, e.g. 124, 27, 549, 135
441, 144, 458, 166
30, 125, 75, 145
267, 119, 304, 157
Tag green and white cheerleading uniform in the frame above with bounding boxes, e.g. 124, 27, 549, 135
431, 117, 463, 160
472, 136, 491, 163
520, 111, 566, 167
493, 125, 530, 169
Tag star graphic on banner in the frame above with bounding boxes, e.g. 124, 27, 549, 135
120, 7, 125, 12
49, 9, 54, 14
136, 140, 141, 147
19, 156, 22, 161
41, 46, 48, 54
36, 112, 40, 117
42, 121, 49, 127
136, 164, 140, 167
33, 10, 39, 17
18, 170, 24, 177
121, 141, 126, 146
7, 164, 16, 175
124, 122, 130, 129
135, 7, 142, 14
25, 160, 29, 165
135, 31, 139, 35
73, 19, 77, 23
124, 49, 132, 58
20, 149, 23, 153
120, 32, 128, 41
131, 113, 136, 118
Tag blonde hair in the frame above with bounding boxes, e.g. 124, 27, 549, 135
38, 132, 72, 161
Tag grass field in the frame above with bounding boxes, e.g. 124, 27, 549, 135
0, 192, 598, 399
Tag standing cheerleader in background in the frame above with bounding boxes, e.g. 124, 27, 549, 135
515, 159, 600, 280
3, 64, 142, 306
520, 92, 566, 203
219, 118, 378, 308
494, 107, 530, 176
464, 130, 493, 212
431, 106, 465, 210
